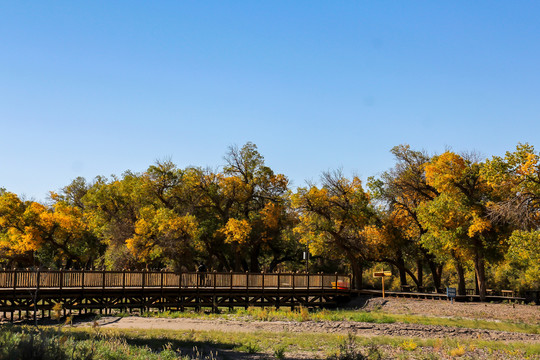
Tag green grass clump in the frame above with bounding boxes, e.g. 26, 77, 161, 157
3, 325, 537, 360
0, 326, 221, 360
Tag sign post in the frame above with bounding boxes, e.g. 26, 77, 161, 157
446, 287, 457, 304
373, 270, 392, 298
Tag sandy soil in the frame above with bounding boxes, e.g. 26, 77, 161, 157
85, 315, 540, 342
359, 297, 540, 324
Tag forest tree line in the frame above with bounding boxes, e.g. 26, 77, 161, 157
1, 142, 539, 301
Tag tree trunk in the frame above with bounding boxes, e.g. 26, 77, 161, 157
396, 253, 408, 286
455, 260, 466, 296
249, 243, 261, 272
474, 250, 487, 302
416, 259, 423, 288
350, 260, 363, 289
428, 260, 442, 291
382, 258, 420, 287
232, 243, 242, 272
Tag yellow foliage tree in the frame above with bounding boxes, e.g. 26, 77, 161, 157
419, 152, 504, 300
293, 171, 377, 288
0, 191, 99, 267
221, 218, 252, 244
126, 206, 199, 270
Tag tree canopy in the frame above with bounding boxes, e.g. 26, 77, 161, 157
1, 142, 538, 297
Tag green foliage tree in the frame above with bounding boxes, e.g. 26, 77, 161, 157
482, 143, 540, 290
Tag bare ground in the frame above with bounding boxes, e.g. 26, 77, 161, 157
66, 298, 540, 359
85, 315, 539, 342
357, 296, 540, 324
77, 296, 540, 342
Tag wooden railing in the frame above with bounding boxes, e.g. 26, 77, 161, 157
0, 270, 351, 291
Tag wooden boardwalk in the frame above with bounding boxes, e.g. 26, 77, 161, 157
0, 270, 352, 321
355, 289, 526, 302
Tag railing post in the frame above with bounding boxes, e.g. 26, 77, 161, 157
36, 269, 41, 291
245, 271, 249, 310
141, 269, 146, 314
101, 269, 106, 315
178, 271, 183, 312
160, 269, 165, 312
228, 271, 233, 312
60, 269, 66, 317
276, 270, 280, 309
291, 271, 296, 310
212, 270, 217, 313
320, 272, 324, 296
121, 269, 125, 313
12, 270, 17, 322
179, 271, 183, 289
59, 269, 63, 291
34, 269, 41, 323
261, 271, 265, 306
306, 271, 310, 306
161, 269, 164, 288
196, 270, 200, 311
335, 272, 339, 296
141, 269, 145, 290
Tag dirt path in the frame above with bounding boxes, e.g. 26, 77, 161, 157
86, 316, 540, 343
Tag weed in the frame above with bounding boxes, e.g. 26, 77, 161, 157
52, 302, 63, 321
274, 345, 287, 359
449, 344, 466, 357
400, 340, 418, 351
328, 333, 366, 360
237, 341, 261, 354
183, 346, 218, 360
432, 338, 443, 351
364, 343, 384, 360
298, 306, 310, 322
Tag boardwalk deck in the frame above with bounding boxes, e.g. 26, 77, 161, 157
0, 270, 352, 321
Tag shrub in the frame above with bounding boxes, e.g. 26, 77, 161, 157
449, 344, 466, 357
400, 340, 418, 351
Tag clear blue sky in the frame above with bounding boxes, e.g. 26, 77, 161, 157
1, 2, 539, 200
